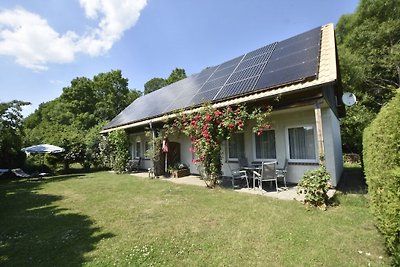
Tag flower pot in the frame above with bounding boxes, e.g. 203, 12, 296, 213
172, 169, 190, 178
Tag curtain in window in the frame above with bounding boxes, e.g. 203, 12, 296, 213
288, 127, 315, 159
228, 133, 244, 159
255, 130, 276, 159
135, 141, 141, 158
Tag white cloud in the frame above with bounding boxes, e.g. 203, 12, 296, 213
78, 0, 147, 56
0, 8, 78, 71
49, 79, 64, 85
0, 0, 147, 71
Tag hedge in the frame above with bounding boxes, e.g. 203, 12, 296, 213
363, 90, 400, 264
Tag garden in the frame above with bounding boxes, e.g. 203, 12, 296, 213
0, 171, 389, 266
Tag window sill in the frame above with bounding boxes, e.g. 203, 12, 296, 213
288, 161, 319, 166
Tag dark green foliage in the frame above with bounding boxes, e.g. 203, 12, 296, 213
143, 68, 187, 95
144, 78, 167, 95
0, 100, 30, 168
108, 130, 130, 173
297, 165, 331, 209
23, 70, 139, 170
336, 0, 400, 154
166, 68, 186, 85
144, 130, 164, 176
341, 105, 375, 153
363, 91, 400, 263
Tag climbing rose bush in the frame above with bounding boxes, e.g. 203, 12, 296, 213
165, 104, 271, 188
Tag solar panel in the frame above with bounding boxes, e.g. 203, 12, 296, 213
208, 65, 237, 80
217, 55, 243, 70
189, 88, 220, 105
255, 27, 321, 90
236, 52, 273, 71
199, 75, 229, 92
163, 74, 208, 113
215, 76, 259, 100
213, 43, 276, 101
104, 26, 322, 130
243, 43, 276, 61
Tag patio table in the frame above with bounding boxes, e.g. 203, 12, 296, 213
242, 165, 261, 188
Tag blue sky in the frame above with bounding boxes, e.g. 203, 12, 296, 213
0, 0, 359, 116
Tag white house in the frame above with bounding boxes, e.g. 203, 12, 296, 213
101, 23, 345, 186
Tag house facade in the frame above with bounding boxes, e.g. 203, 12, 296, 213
102, 23, 346, 186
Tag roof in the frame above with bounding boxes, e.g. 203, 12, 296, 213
102, 23, 339, 133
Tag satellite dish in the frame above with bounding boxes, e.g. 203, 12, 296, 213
342, 92, 357, 107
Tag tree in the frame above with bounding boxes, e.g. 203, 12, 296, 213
143, 68, 187, 95
166, 68, 187, 85
0, 100, 30, 168
23, 70, 139, 170
144, 78, 167, 95
336, 0, 400, 154
92, 70, 141, 121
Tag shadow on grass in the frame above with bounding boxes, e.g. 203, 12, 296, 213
337, 167, 367, 194
0, 175, 114, 266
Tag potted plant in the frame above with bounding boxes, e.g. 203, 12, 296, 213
169, 163, 190, 178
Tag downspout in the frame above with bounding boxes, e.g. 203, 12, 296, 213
314, 100, 325, 165
149, 121, 155, 175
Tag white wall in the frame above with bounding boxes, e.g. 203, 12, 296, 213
322, 108, 344, 186
128, 102, 344, 186
128, 133, 152, 170
220, 104, 343, 186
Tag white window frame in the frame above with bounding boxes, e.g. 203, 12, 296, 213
253, 129, 277, 161
135, 141, 142, 158
285, 124, 318, 163
130, 135, 143, 159
227, 132, 245, 161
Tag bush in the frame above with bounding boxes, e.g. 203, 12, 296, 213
108, 130, 130, 173
363, 91, 400, 264
297, 165, 331, 209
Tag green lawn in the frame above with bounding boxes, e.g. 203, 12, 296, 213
0, 172, 389, 266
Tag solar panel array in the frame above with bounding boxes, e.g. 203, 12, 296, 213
104, 26, 321, 130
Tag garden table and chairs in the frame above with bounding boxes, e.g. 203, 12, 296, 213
243, 160, 288, 192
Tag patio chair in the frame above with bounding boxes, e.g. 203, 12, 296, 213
227, 163, 249, 189
276, 159, 288, 190
253, 161, 279, 192
0, 169, 9, 177
11, 168, 32, 178
238, 156, 250, 168
126, 157, 141, 172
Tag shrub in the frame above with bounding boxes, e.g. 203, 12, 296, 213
108, 130, 130, 173
297, 165, 331, 209
363, 91, 400, 263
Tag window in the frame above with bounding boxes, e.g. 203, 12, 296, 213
135, 141, 142, 158
288, 126, 316, 160
228, 132, 244, 159
254, 130, 276, 159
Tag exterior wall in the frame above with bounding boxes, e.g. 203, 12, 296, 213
127, 103, 343, 186
321, 107, 344, 186
220, 104, 343, 186
128, 133, 152, 170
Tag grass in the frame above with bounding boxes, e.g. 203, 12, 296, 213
0, 171, 389, 266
